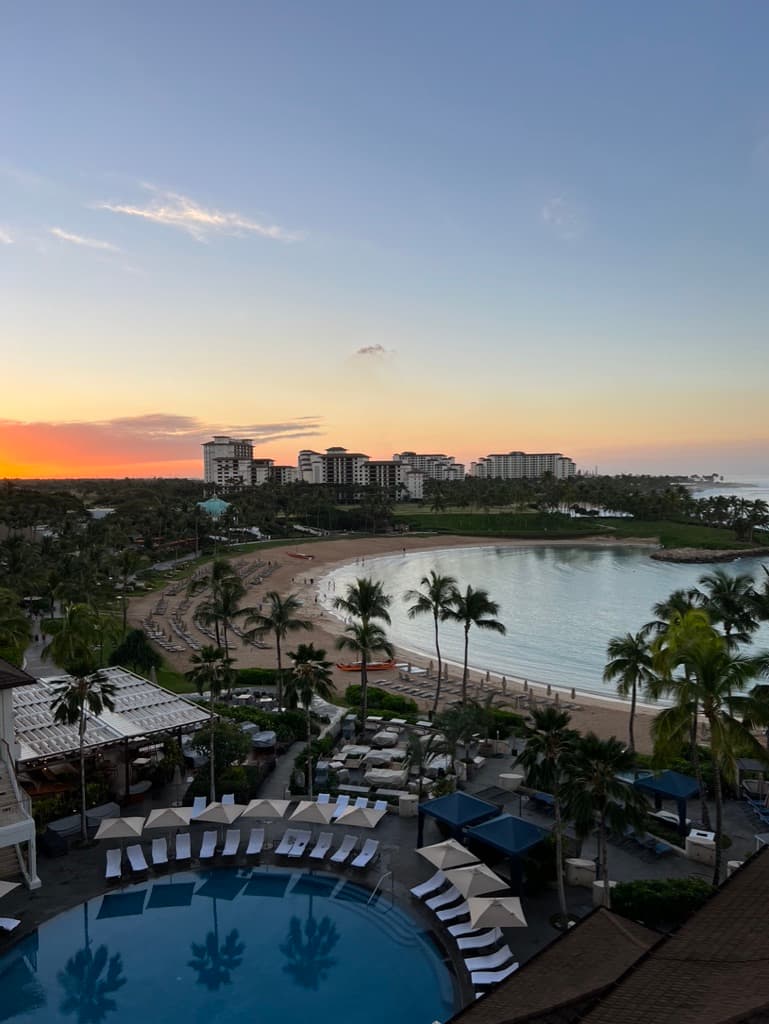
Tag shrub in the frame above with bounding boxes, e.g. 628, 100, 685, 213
612, 877, 714, 929
344, 684, 418, 715
236, 667, 280, 687
191, 720, 251, 774
214, 703, 306, 745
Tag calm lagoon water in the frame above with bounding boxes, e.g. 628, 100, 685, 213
0, 870, 457, 1024
322, 545, 769, 699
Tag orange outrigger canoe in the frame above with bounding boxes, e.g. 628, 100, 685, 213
336, 660, 397, 672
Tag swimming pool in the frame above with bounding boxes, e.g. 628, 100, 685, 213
0, 868, 459, 1023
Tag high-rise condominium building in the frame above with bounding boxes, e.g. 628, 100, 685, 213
203, 436, 256, 489
392, 452, 465, 480
471, 451, 576, 479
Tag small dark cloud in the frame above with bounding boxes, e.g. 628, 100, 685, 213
354, 344, 392, 358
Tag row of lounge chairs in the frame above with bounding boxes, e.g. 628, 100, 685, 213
317, 794, 388, 818
745, 796, 769, 827
274, 829, 379, 868
409, 870, 518, 993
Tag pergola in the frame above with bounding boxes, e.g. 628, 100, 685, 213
464, 813, 547, 895
633, 769, 700, 836
417, 791, 499, 846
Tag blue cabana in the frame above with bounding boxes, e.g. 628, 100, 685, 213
633, 770, 700, 836
464, 814, 547, 895
417, 791, 499, 846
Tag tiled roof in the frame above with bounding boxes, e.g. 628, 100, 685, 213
13, 666, 209, 763
0, 657, 36, 691
446, 909, 658, 1024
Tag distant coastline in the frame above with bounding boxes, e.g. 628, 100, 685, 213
651, 546, 769, 564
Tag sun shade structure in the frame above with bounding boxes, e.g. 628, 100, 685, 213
444, 863, 508, 898
417, 791, 499, 846
468, 896, 528, 929
289, 801, 335, 825
633, 770, 700, 836
94, 817, 145, 841
241, 799, 290, 819
12, 667, 209, 765
194, 802, 245, 825
417, 839, 479, 870
333, 805, 387, 828
464, 814, 547, 894
144, 807, 192, 829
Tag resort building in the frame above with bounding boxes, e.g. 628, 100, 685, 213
471, 451, 576, 480
393, 452, 465, 480
368, 460, 425, 501
0, 659, 40, 890
202, 436, 256, 489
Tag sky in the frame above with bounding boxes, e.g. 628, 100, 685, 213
2, 1, 769, 480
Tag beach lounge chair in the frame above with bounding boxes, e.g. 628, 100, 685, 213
309, 832, 333, 861
151, 838, 169, 868
246, 828, 264, 857
448, 920, 484, 938
275, 829, 302, 856
457, 929, 503, 951
330, 834, 358, 864
222, 829, 241, 857
198, 831, 217, 860
353, 796, 369, 809
105, 848, 122, 880
190, 796, 207, 819
0, 918, 20, 933
126, 844, 149, 874
287, 830, 312, 858
426, 885, 462, 911
222, 793, 235, 805
471, 963, 519, 988
351, 838, 379, 869
331, 794, 350, 820
373, 800, 388, 813
410, 870, 447, 900
317, 793, 330, 805
464, 946, 515, 973
175, 833, 191, 861
436, 900, 469, 923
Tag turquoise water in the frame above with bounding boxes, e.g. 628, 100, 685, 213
321, 545, 769, 698
0, 870, 457, 1024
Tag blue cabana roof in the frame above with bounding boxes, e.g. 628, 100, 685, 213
419, 791, 499, 830
465, 814, 547, 857
633, 770, 700, 801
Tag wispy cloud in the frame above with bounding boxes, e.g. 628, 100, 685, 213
354, 344, 393, 358
95, 184, 301, 243
50, 227, 122, 252
0, 227, 13, 245
541, 195, 585, 240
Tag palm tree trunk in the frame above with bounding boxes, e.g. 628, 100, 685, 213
209, 697, 216, 803
122, 588, 128, 636
306, 708, 313, 799
554, 793, 568, 925
712, 753, 723, 886
361, 656, 369, 725
79, 707, 88, 843
432, 614, 443, 715
276, 634, 283, 708
690, 698, 711, 828
628, 681, 636, 753
600, 814, 609, 897
461, 628, 469, 704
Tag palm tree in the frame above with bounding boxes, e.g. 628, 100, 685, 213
115, 549, 142, 637
58, 944, 126, 1022
561, 733, 649, 897
198, 572, 246, 667
696, 568, 759, 648
406, 730, 447, 801
188, 929, 245, 991
334, 577, 392, 628
652, 626, 769, 884
404, 571, 457, 715
43, 602, 100, 670
287, 644, 335, 798
0, 587, 30, 664
603, 632, 657, 753
50, 661, 117, 843
335, 621, 393, 724
515, 707, 579, 926
187, 645, 234, 803
446, 585, 506, 703
280, 907, 339, 990
242, 592, 311, 707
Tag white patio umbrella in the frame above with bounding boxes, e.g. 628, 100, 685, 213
0, 881, 20, 899
289, 801, 335, 826
417, 838, 479, 870
444, 863, 507, 898
334, 806, 386, 829
195, 802, 245, 825
240, 798, 290, 847
144, 807, 192, 829
468, 896, 527, 929
94, 817, 145, 841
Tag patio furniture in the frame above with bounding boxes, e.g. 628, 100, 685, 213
0, 919, 20, 933
190, 796, 207, 819
426, 885, 462, 911
246, 828, 264, 857
471, 963, 519, 987
436, 900, 470, 922
457, 928, 502, 951
464, 946, 514, 973
309, 832, 333, 861
198, 831, 217, 860
222, 829, 241, 857
126, 844, 149, 874
151, 838, 169, 867
330, 835, 357, 864
287, 830, 312, 858
175, 833, 191, 860
222, 794, 235, 805
105, 849, 122, 880
410, 870, 447, 900
351, 838, 380, 869
331, 795, 351, 820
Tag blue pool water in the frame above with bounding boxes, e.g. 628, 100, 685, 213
0, 869, 458, 1024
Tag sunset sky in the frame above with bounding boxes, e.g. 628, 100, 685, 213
3, 2, 768, 480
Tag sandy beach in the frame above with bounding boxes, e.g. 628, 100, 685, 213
129, 534, 658, 753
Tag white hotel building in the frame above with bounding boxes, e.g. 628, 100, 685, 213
392, 452, 465, 480
471, 451, 576, 480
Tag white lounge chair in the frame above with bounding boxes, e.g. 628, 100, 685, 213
331, 794, 350, 820
222, 829, 241, 857
199, 831, 217, 860
190, 796, 207, 819
105, 849, 122, 880
457, 929, 503, 951
126, 844, 149, 874
317, 793, 330, 805
287, 830, 312, 858
464, 946, 514, 973
151, 837, 169, 867
449, 920, 483, 938
410, 870, 447, 899
175, 833, 191, 861
330, 834, 357, 864
351, 838, 379, 869
0, 918, 20, 933
275, 829, 302, 856
353, 796, 369, 809
471, 963, 519, 987
309, 832, 333, 860
246, 828, 264, 857
373, 800, 387, 813
222, 793, 235, 805
436, 900, 469, 922
426, 885, 462, 911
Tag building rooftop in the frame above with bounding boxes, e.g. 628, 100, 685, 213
0, 658, 37, 692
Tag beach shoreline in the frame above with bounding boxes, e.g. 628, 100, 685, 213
129, 534, 660, 752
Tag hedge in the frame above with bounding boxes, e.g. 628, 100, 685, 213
612, 878, 714, 929
344, 684, 418, 715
